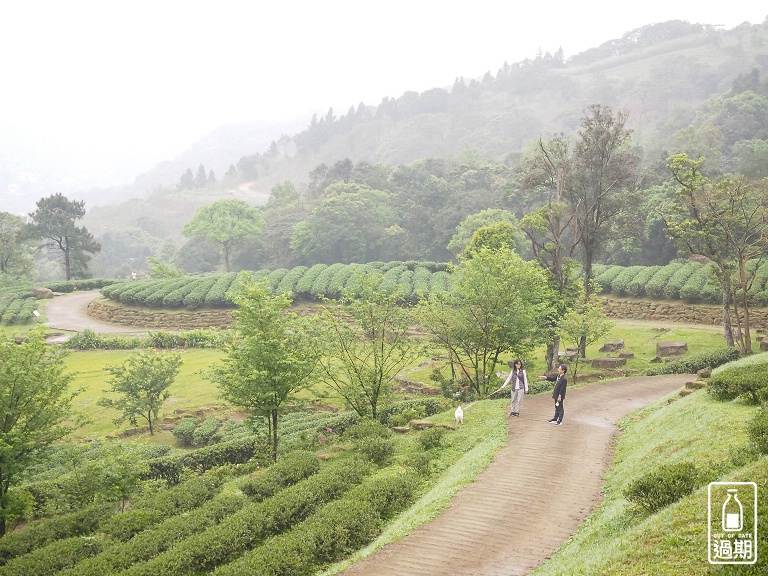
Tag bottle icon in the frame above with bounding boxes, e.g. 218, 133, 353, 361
722, 489, 743, 532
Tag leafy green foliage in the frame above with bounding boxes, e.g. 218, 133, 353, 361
624, 461, 703, 513
707, 363, 768, 404
747, 407, 768, 454
0, 331, 78, 535
643, 347, 741, 376
98, 350, 182, 435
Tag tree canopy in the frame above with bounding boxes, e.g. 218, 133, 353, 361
0, 330, 79, 535
182, 199, 265, 272
27, 193, 101, 280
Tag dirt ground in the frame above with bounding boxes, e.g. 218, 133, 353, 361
44, 292, 690, 575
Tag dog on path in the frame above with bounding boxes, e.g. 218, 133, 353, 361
454, 405, 464, 424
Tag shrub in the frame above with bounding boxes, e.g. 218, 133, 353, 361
355, 436, 396, 465
662, 261, 702, 300
121, 457, 371, 576
211, 467, 419, 576
625, 265, 661, 297
608, 265, 645, 295
644, 262, 684, 299
236, 450, 320, 501
679, 264, 715, 302
58, 491, 250, 576
0, 502, 114, 566
624, 461, 702, 513
747, 407, 768, 454
417, 426, 447, 449
0, 534, 105, 576
193, 417, 223, 447
642, 347, 741, 376
593, 265, 625, 292
274, 265, 308, 295
708, 364, 768, 404
172, 418, 198, 446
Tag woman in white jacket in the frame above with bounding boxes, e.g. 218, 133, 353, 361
502, 359, 528, 417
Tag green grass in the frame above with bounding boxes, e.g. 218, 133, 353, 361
64, 348, 225, 440
529, 389, 765, 575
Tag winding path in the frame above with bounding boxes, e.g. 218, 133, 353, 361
43, 290, 150, 335
43, 291, 689, 574
341, 374, 689, 576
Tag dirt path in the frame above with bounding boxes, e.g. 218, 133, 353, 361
341, 374, 690, 576
43, 290, 149, 335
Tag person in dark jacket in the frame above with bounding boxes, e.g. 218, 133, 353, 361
540, 364, 567, 425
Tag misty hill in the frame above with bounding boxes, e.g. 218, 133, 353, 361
73, 18, 768, 278
95, 19, 768, 204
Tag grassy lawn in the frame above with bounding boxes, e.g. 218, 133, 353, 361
529, 387, 766, 575
64, 348, 226, 440
61, 319, 740, 441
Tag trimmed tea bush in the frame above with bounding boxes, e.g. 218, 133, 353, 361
708, 364, 768, 404
626, 265, 661, 297
643, 347, 741, 376
624, 461, 702, 513
172, 418, 199, 447
0, 502, 114, 566
236, 450, 320, 501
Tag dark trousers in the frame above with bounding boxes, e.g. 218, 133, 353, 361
553, 400, 564, 423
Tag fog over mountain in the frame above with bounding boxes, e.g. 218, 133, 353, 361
1, 3, 765, 217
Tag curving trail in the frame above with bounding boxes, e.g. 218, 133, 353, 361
341, 374, 690, 576
43, 290, 149, 335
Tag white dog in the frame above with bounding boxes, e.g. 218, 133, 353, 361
454, 405, 464, 424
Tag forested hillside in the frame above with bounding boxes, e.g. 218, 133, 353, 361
52, 18, 768, 280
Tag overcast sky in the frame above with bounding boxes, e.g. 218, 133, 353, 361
1, 1, 766, 188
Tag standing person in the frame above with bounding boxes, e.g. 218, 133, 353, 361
540, 364, 567, 425
501, 359, 528, 417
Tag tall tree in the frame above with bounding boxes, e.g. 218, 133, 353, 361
0, 330, 79, 535
568, 105, 641, 299
417, 246, 553, 397
99, 350, 182, 435
318, 270, 422, 420
27, 193, 101, 280
663, 154, 768, 352
447, 209, 522, 257
208, 277, 322, 461
290, 183, 392, 264
518, 135, 579, 369
182, 199, 265, 272
0, 212, 34, 278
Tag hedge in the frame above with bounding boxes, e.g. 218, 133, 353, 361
122, 457, 372, 576
642, 347, 741, 376
56, 491, 250, 576
99, 474, 224, 542
210, 467, 420, 576
0, 502, 115, 567
0, 534, 106, 576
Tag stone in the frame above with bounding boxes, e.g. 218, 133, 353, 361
30, 287, 54, 299
409, 419, 434, 430
761, 339, 768, 351
392, 426, 411, 434
697, 367, 712, 378
599, 340, 625, 352
685, 380, 706, 389
618, 352, 635, 359
656, 341, 688, 357
590, 357, 627, 369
